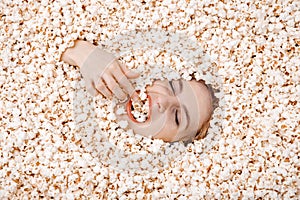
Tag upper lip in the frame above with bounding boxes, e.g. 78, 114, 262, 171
126, 92, 151, 123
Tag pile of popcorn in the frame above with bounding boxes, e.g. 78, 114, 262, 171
1, 0, 299, 199
130, 90, 150, 123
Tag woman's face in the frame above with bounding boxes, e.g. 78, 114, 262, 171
116, 79, 213, 142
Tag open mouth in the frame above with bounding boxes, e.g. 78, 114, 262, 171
126, 92, 151, 123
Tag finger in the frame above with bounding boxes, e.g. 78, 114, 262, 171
113, 64, 139, 100
94, 78, 113, 99
119, 63, 140, 79
102, 73, 127, 101
85, 81, 99, 96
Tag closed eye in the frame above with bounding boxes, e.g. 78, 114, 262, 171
175, 109, 179, 126
169, 81, 180, 126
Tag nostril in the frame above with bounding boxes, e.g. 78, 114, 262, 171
157, 102, 165, 112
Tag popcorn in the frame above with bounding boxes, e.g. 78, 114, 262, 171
129, 91, 150, 123
107, 112, 116, 121
1, 0, 299, 199
117, 120, 128, 129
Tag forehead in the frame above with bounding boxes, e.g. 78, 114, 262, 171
175, 80, 212, 140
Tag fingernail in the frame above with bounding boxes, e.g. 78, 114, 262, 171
118, 96, 129, 103
131, 92, 139, 102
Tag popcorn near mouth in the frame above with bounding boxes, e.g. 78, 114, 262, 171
129, 90, 150, 123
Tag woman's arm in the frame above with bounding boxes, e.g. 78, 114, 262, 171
60, 40, 139, 101
61, 40, 96, 67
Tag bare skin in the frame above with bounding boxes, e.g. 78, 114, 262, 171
61, 40, 139, 101
61, 40, 213, 142
116, 79, 213, 142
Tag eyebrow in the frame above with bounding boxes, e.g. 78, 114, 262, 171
175, 79, 190, 131
178, 79, 183, 93
183, 104, 190, 131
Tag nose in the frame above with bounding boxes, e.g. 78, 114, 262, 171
156, 96, 178, 113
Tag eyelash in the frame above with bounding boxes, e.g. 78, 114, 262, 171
175, 109, 179, 126
169, 81, 180, 126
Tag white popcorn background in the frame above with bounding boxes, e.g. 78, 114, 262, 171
1, 0, 299, 199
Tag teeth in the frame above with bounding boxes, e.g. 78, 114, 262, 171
130, 92, 149, 122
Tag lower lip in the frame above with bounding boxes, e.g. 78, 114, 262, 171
126, 95, 151, 123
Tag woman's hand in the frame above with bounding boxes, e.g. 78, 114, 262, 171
61, 40, 139, 101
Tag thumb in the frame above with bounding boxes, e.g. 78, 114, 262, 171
119, 63, 140, 79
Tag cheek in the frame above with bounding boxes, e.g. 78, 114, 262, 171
126, 113, 169, 138
152, 117, 177, 142
152, 126, 177, 142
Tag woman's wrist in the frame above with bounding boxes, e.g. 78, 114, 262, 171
61, 40, 97, 67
